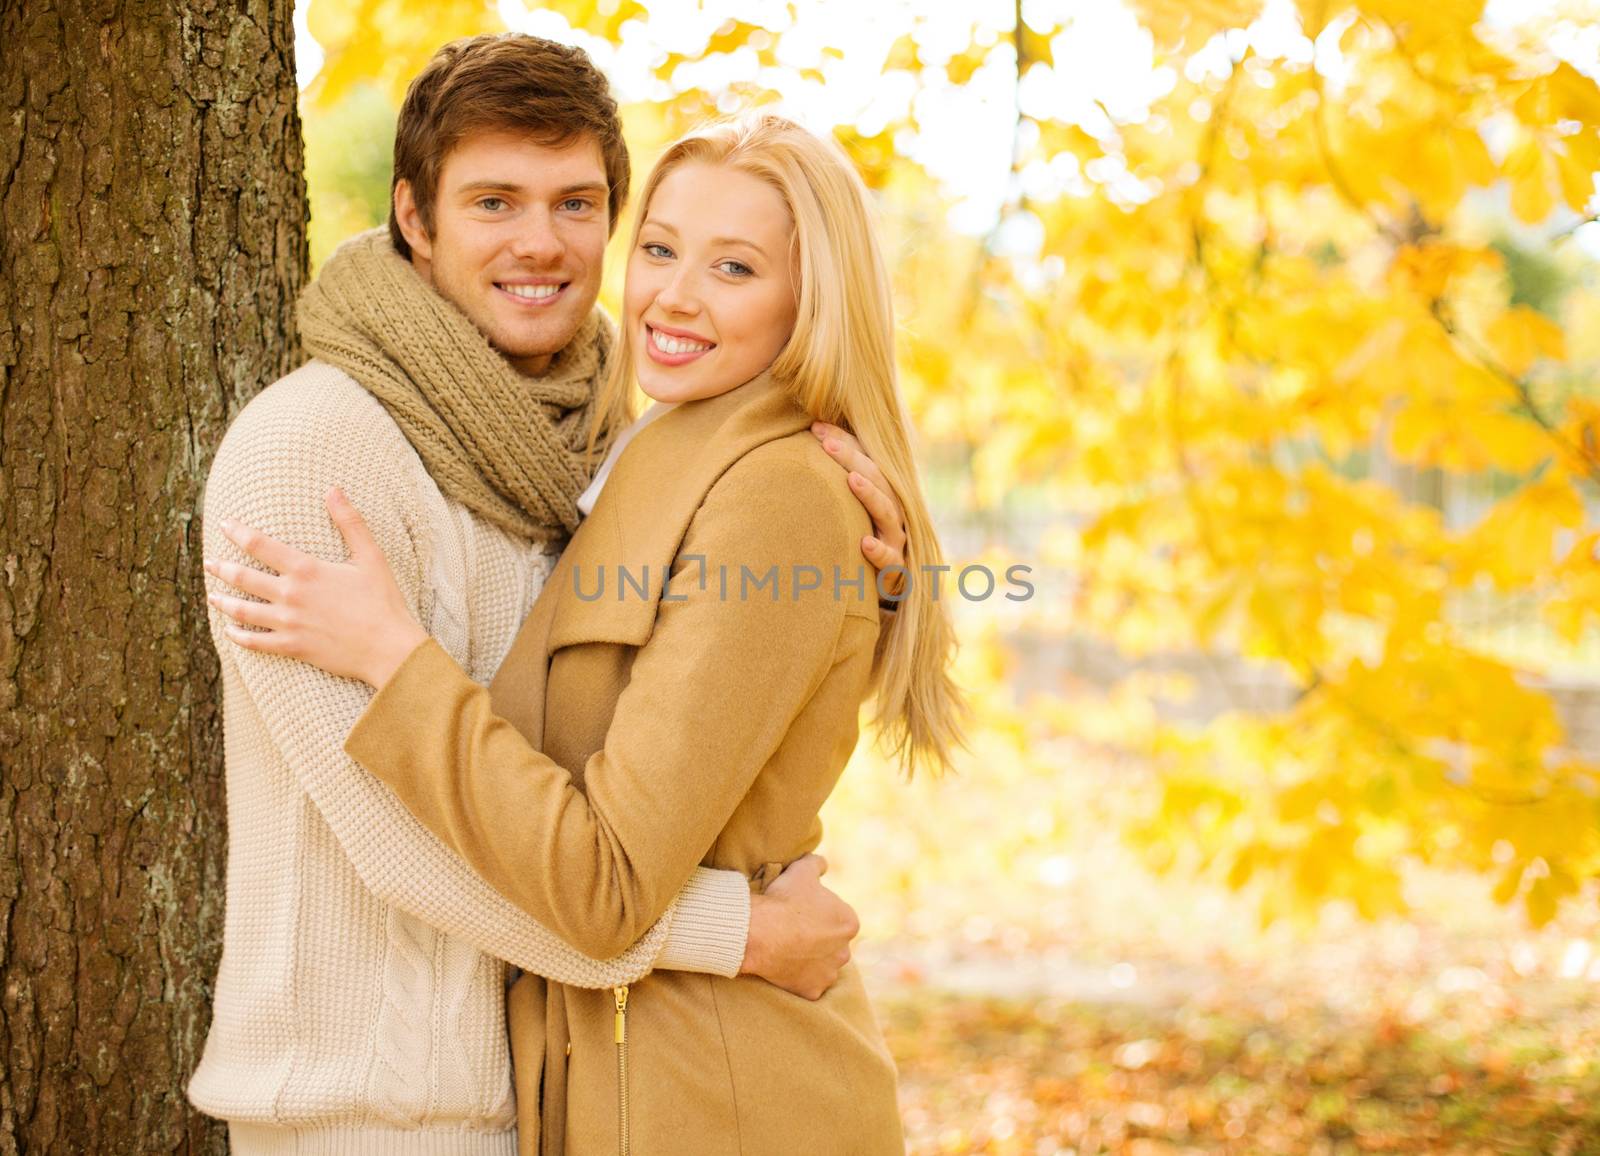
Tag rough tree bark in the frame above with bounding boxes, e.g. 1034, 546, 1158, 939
0, 0, 306, 1151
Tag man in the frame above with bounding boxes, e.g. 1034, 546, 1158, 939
188, 33, 908, 1155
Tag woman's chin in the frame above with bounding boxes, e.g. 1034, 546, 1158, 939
634, 364, 744, 405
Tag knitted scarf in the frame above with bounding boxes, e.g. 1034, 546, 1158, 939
297, 228, 611, 543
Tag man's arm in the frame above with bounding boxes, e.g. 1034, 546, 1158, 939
203, 382, 750, 984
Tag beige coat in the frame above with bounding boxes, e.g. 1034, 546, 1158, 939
345, 373, 903, 1155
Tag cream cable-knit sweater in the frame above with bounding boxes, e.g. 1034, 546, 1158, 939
188, 362, 751, 1156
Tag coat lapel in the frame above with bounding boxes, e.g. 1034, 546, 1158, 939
545, 372, 814, 655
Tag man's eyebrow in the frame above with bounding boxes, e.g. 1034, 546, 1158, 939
452, 180, 608, 197
455, 180, 523, 195
641, 217, 769, 256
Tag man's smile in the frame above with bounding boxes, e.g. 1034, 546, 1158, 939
495, 279, 570, 305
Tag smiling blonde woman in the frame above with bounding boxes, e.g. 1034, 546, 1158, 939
209, 112, 965, 1155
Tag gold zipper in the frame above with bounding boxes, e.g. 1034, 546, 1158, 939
614, 984, 631, 1156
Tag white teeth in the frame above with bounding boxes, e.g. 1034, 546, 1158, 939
650, 327, 712, 355
502, 283, 561, 300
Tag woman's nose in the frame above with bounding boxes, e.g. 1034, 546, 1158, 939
653, 269, 701, 315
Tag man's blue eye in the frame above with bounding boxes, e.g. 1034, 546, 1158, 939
479, 197, 505, 212
561, 198, 590, 212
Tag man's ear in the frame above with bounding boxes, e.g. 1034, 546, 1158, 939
393, 180, 433, 262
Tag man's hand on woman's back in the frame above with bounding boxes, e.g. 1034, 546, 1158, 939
740, 854, 860, 1000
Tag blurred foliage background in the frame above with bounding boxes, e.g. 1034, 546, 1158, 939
299, 0, 1600, 1150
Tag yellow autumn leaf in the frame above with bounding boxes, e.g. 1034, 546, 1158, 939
1484, 306, 1566, 377
1018, 22, 1055, 72
1461, 475, 1583, 589
944, 42, 993, 86
1555, 135, 1600, 212
1131, 0, 1265, 50
1504, 137, 1556, 224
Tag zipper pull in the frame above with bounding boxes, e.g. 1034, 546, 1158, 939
613, 984, 629, 1044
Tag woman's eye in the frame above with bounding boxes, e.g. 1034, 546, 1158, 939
718, 260, 754, 278
643, 242, 674, 259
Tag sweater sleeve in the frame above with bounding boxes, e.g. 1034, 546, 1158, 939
344, 450, 876, 963
203, 379, 748, 986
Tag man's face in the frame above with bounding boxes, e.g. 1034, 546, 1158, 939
395, 131, 610, 377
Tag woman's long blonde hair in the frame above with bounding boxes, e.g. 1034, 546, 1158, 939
593, 111, 966, 776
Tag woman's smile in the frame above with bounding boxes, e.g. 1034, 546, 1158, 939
643, 321, 717, 365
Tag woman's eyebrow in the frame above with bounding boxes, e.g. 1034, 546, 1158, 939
641, 217, 767, 256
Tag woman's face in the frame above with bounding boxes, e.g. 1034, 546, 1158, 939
624, 161, 798, 404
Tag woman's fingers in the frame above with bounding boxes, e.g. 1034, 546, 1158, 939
326, 487, 383, 566
208, 592, 284, 631
204, 557, 281, 601
218, 517, 310, 576
222, 622, 297, 656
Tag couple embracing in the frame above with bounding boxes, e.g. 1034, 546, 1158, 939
188, 31, 962, 1156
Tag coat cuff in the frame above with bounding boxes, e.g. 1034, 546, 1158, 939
651, 866, 751, 977
347, 636, 455, 769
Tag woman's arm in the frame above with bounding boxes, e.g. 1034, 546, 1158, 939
201, 392, 710, 986
357, 452, 877, 957
217, 448, 876, 964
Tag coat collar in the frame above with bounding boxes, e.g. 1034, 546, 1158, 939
543, 371, 814, 655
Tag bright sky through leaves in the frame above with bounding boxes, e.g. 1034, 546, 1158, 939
293, 0, 1600, 252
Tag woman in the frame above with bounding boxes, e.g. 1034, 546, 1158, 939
208, 113, 964, 1154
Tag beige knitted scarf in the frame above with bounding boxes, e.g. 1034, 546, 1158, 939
297, 228, 611, 542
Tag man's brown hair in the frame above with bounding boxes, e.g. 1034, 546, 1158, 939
388, 33, 630, 258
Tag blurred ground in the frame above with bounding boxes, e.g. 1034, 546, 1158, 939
830, 727, 1600, 1154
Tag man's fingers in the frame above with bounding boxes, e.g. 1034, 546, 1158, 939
863, 536, 907, 596
848, 475, 906, 554
815, 422, 909, 563
812, 422, 869, 475
815, 422, 895, 501
326, 487, 383, 565
815, 427, 871, 479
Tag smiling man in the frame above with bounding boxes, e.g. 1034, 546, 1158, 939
187, 34, 905, 1156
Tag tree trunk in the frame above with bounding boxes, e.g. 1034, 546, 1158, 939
0, 0, 306, 1150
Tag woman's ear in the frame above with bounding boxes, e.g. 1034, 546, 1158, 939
392, 180, 434, 264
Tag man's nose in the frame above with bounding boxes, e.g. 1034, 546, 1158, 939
509, 211, 564, 264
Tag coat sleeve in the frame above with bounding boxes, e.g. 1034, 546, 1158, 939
344, 452, 871, 964
204, 382, 749, 985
